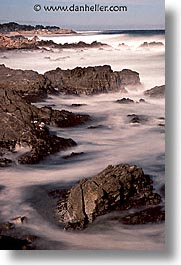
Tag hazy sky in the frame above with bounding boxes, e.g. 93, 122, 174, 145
0, 0, 165, 30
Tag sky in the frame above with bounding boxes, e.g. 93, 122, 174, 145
0, 0, 165, 30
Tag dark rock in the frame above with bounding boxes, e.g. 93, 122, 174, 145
0, 158, 13, 167
87, 125, 108, 130
48, 189, 69, 200
158, 123, 165, 127
62, 152, 84, 159
0, 64, 55, 102
0, 33, 107, 51
18, 135, 76, 165
139, 98, 146, 103
159, 184, 165, 198
127, 114, 149, 124
56, 164, 161, 230
45, 65, 141, 96
144, 85, 165, 98
71, 103, 87, 107
0, 87, 77, 164
38, 107, 90, 127
116, 98, 134, 104
0, 222, 15, 233
38, 40, 109, 50
11, 216, 28, 225
121, 206, 165, 225
0, 235, 33, 250
0, 22, 60, 33
139, 41, 164, 49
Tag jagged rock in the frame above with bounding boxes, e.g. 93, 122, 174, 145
45, 65, 141, 95
121, 206, 165, 224
0, 158, 13, 167
11, 216, 28, 225
0, 34, 108, 51
139, 98, 146, 103
87, 125, 108, 130
38, 40, 109, 50
127, 114, 149, 124
0, 235, 33, 250
37, 107, 90, 127
144, 85, 165, 98
0, 87, 79, 164
56, 164, 161, 230
71, 103, 87, 107
62, 152, 84, 159
116, 98, 134, 104
0, 22, 58, 32
0, 64, 54, 102
139, 41, 164, 49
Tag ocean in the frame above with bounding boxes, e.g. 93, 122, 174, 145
0, 30, 165, 250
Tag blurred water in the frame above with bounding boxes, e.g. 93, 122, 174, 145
0, 31, 165, 250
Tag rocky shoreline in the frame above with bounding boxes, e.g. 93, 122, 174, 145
55, 164, 163, 230
0, 34, 109, 51
0, 51, 165, 249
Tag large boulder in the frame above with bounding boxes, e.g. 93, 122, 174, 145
144, 85, 165, 98
56, 164, 161, 230
45, 65, 141, 95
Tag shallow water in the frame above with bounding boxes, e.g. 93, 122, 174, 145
0, 32, 165, 250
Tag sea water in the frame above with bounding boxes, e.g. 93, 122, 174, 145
0, 31, 165, 250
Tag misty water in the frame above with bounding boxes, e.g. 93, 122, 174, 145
0, 31, 165, 250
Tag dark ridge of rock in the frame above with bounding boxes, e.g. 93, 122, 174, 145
71, 103, 87, 107
139, 98, 146, 103
38, 40, 109, 50
0, 220, 37, 250
139, 41, 164, 49
0, 87, 79, 164
0, 235, 34, 250
116, 98, 134, 104
45, 65, 141, 96
37, 107, 91, 127
0, 64, 55, 102
0, 22, 60, 33
18, 135, 76, 165
56, 164, 161, 230
62, 152, 85, 160
87, 125, 108, 130
158, 123, 165, 127
121, 206, 165, 225
144, 85, 165, 98
0, 140, 16, 156
127, 114, 149, 124
0, 34, 108, 51
0, 158, 13, 167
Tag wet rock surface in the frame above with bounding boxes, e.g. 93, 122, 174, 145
116, 98, 134, 104
0, 87, 92, 164
62, 152, 85, 160
144, 85, 165, 98
56, 164, 161, 230
0, 64, 54, 102
139, 41, 164, 49
0, 219, 38, 250
0, 158, 13, 167
0, 33, 108, 51
121, 206, 165, 225
45, 65, 141, 95
37, 107, 91, 127
127, 114, 149, 124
